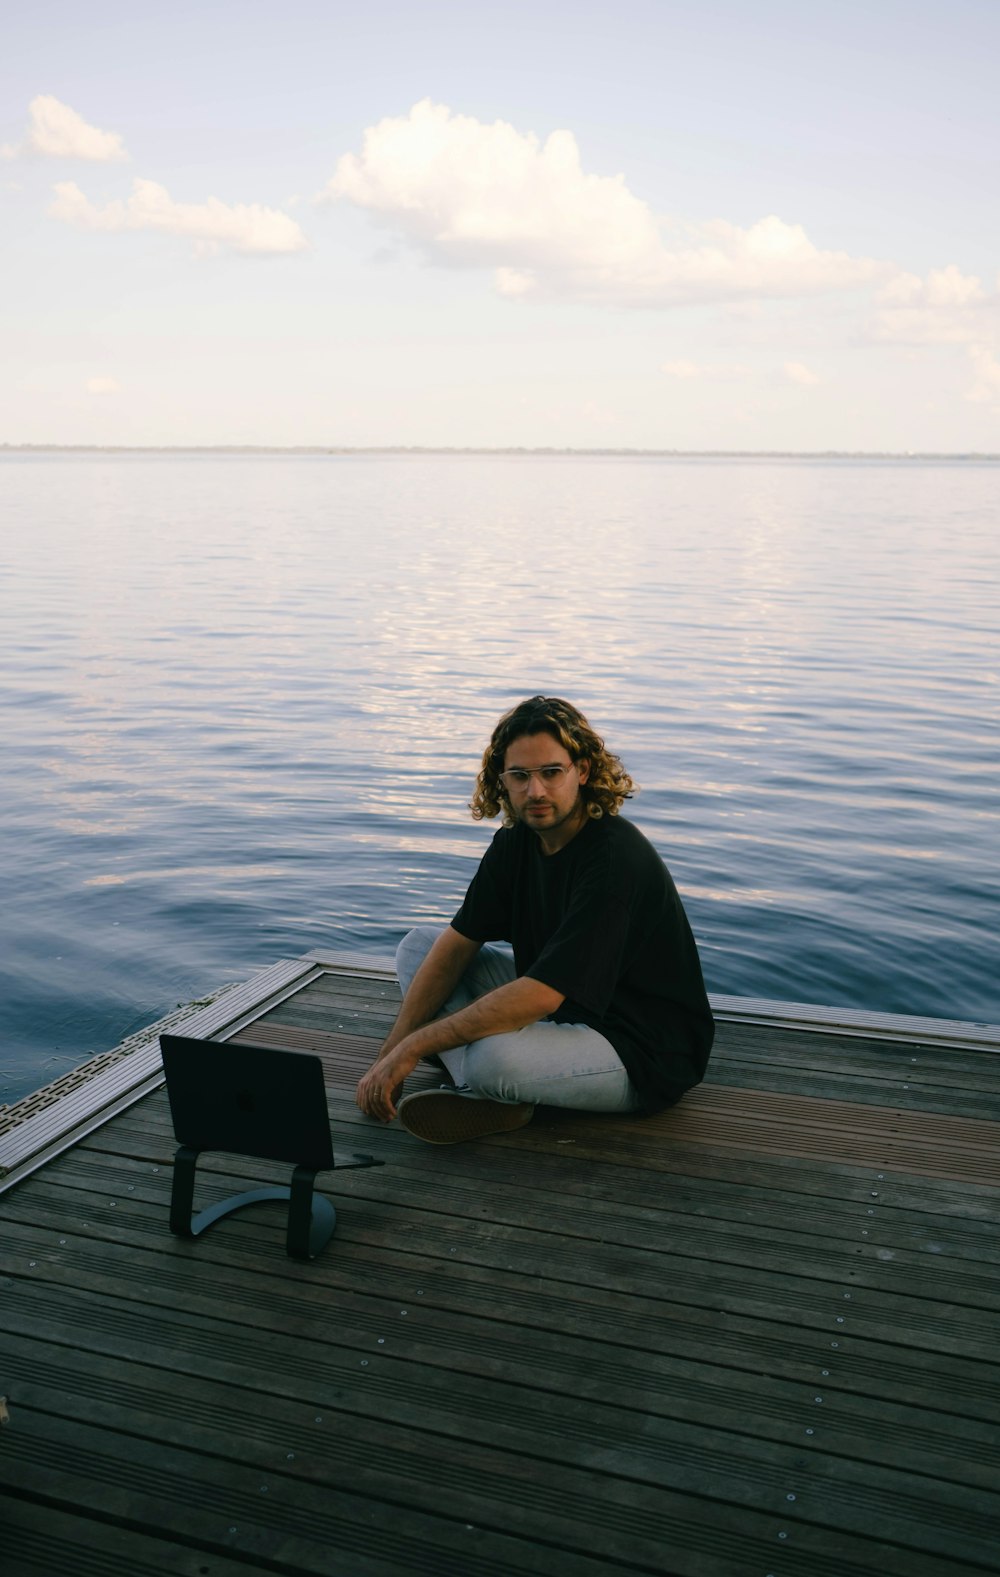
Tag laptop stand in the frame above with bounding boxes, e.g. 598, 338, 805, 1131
169, 1145, 380, 1260
160, 1033, 384, 1261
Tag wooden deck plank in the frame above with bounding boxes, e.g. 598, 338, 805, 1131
713, 1019, 998, 1079
2, 959, 998, 1575
711, 1046, 1000, 1094
24, 1119, 1000, 1268
3, 1252, 999, 1572
3, 1166, 990, 1375
8, 1415, 983, 1577
2, 1280, 997, 1575
4, 1322, 998, 1577
24, 1103, 998, 1279
6, 1407, 628, 1577
59, 1127, 1000, 1272
6, 1163, 999, 1444
255, 1003, 398, 1041
1, 1491, 284, 1577
67, 1105, 1000, 1251
3, 1217, 998, 1460
6, 1187, 998, 1411
705, 1062, 997, 1120
11, 1134, 1000, 1327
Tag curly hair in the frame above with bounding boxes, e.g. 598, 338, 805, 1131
470, 695, 636, 824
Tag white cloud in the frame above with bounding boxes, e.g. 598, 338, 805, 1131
966, 344, 1000, 406
868, 265, 997, 345
86, 377, 121, 395
866, 265, 1000, 408
322, 100, 884, 309
661, 359, 749, 380
880, 265, 986, 310
783, 361, 821, 386
858, 261, 990, 406
50, 178, 308, 256
3, 95, 127, 162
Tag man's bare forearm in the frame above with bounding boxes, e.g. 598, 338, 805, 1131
398, 974, 564, 1063
376, 925, 481, 1060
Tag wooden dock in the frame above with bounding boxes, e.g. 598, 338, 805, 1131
2, 953, 999, 1575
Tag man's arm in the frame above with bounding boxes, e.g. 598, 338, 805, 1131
374, 924, 483, 1061
391, 973, 563, 1063
356, 935, 563, 1121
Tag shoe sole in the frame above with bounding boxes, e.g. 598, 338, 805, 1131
398, 1091, 534, 1144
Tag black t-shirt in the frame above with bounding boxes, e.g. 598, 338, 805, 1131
451, 814, 714, 1110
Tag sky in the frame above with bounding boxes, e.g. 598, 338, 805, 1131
3, 0, 999, 452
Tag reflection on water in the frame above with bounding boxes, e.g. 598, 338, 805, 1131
1, 452, 998, 1102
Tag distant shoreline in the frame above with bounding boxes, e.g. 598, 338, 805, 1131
3, 443, 999, 461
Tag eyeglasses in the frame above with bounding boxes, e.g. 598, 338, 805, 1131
500, 764, 575, 792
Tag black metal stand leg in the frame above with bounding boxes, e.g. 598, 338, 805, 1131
287, 1166, 337, 1260
169, 1146, 199, 1238
287, 1166, 315, 1259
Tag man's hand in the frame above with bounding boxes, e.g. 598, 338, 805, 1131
355, 1042, 420, 1123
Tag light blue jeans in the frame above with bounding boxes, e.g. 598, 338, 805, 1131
396, 926, 643, 1112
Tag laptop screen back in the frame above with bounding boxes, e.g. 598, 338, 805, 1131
160, 1033, 335, 1171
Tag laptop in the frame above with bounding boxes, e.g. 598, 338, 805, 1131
160, 1033, 335, 1172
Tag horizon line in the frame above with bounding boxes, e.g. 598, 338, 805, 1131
3, 443, 999, 461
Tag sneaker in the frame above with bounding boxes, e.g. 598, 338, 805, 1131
397, 1087, 534, 1145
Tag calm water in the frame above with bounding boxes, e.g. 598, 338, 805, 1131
2, 451, 997, 1105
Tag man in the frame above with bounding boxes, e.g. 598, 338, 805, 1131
356, 696, 714, 1144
